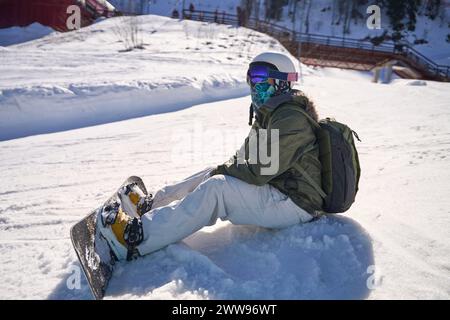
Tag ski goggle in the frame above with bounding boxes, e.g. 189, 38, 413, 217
247, 62, 298, 86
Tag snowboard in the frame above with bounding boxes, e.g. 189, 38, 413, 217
70, 176, 148, 300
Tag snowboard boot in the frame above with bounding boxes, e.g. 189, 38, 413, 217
98, 201, 144, 261
118, 182, 154, 218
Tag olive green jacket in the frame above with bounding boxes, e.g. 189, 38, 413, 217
213, 90, 323, 215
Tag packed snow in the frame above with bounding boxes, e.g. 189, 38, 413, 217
0, 15, 450, 300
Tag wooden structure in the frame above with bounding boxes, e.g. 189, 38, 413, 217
182, 9, 449, 82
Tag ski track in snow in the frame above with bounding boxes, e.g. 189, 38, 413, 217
1, 16, 450, 300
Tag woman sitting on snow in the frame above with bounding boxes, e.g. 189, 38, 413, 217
99, 52, 323, 260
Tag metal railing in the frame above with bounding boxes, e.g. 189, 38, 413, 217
294, 33, 396, 53
402, 45, 449, 79
182, 9, 449, 80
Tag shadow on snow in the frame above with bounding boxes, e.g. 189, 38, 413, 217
49, 215, 374, 300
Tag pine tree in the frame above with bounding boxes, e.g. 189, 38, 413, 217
381, 0, 421, 34
425, 0, 441, 20
406, 0, 420, 31
383, 0, 406, 32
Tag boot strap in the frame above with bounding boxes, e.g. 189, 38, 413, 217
124, 217, 143, 261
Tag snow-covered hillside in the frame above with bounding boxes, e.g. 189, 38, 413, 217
0, 15, 292, 141
113, 0, 450, 66
0, 14, 449, 300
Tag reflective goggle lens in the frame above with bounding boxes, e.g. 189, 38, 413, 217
247, 64, 269, 85
247, 63, 298, 86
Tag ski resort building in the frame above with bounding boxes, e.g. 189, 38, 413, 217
0, 0, 117, 32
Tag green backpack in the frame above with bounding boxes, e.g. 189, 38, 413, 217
294, 110, 361, 214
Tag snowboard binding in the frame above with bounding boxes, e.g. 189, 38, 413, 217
71, 176, 151, 299
119, 182, 154, 217
124, 217, 144, 261
98, 180, 152, 261
100, 201, 121, 226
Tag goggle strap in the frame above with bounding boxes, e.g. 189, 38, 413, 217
268, 69, 298, 82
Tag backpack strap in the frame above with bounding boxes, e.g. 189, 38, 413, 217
268, 94, 327, 199
290, 108, 327, 199
291, 107, 321, 130
292, 162, 327, 199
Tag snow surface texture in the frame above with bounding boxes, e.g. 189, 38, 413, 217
0, 15, 292, 141
1, 15, 450, 300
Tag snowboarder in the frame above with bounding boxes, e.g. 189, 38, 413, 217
99, 52, 324, 261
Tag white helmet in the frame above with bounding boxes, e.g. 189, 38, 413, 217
251, 51, 298, 78
247, 52, 297, 118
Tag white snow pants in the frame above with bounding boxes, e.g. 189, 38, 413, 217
137, 167, 313, 255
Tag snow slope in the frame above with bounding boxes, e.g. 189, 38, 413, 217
1, 72, 449, 300
0, 94, 375, 300
0, 15, 293, 141
132, 0, 450, 66
1, 15, 450, 300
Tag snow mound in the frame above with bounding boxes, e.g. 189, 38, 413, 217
0, 80, 247, 141
49, 216, 373, 300
0, 23, 55, 46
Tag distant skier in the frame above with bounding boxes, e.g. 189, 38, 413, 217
99, 52, 324, 260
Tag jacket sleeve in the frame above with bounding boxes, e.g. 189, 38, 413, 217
213, 106, 316, 186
